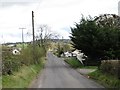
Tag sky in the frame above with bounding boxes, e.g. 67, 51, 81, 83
0, 0, 119, 43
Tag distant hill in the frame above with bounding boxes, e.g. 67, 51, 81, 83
51, 39, 71, 43
2, 39, 71, 45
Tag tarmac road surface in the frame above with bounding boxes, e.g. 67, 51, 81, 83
31, 52, 104, 88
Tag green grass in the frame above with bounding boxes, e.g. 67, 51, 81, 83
2, 58, 45, 88
0, 76, 2, 89
64, 57, 84, 68
88, 70, 120, 88
64, 57, 97, 69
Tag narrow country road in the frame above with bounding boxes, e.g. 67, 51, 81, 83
31, 52, 104, 88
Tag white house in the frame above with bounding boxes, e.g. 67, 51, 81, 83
64, 51, 72, 57
72, 49, 87, 65
12, 49, 20, 55
72, 49, 81, 56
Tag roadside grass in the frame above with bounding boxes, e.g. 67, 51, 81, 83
0, 76, 2, 89
64, 57, 120, 88
88, 70, 120, 88
2, 58, 45, 88
64, 57, 83, 68
64, 57, 97, 69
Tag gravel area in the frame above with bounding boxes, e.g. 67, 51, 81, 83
77, 69, 96, 75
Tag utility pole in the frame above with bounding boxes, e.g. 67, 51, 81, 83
32, 11, 35, 45
32, 11, 36, 63
19, 28, 26, 49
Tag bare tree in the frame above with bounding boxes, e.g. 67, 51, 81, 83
35, 24, 60, 49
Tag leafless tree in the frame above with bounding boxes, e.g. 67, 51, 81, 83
35, 24, 60, 48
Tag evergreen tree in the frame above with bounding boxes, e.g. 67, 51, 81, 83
70, 14, 120, 65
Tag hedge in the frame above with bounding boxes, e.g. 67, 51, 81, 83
100, 60, 120, 79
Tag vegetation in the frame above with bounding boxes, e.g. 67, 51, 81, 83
88, 70, 120, 88
69, 14, 120, 88
2, 24, 60, 88
54, 42, 73, 57
2, 61, 44, 88
2, 46, 21, 75
64, 57, 83, 68
55, 43, 64, 57
35, 24, 59, 49
2, 44, 46, 75
20, 45, 46, 65
88, 60, 120, 88
100, 60, 120, 79
16, 43, 28, 48
2, 41, 46, 88
70, 14, 120, 65
64, 57, 97, 69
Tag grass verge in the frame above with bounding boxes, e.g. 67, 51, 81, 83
64, 57, 83, 68
0, 76, 2, 89
2, 58, 45, 88
88, 70, 120, 88
64, 57, 97, 69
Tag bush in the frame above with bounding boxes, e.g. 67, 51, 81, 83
2, 46, 21, 75
20, 45, 46, 65
84, 58, 99, 66
100, 60, 120, 79
32, 45, 46, 64
2, 64, 44, 88
89, 70, 120, 88
2, 44, 46, 75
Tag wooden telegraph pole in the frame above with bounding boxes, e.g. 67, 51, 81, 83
32, 11, 36, 63
32, 11, 35, 45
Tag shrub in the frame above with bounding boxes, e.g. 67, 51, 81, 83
19, 44, 46, 65
89, 70, 120, 88
84, 58, 99, 66
2, 46, 21, 75
2, 44, 46, 75
100, 60, 120, 79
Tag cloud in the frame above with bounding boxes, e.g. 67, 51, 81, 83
0, 0, 43, 8
0, 0, 119, 43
